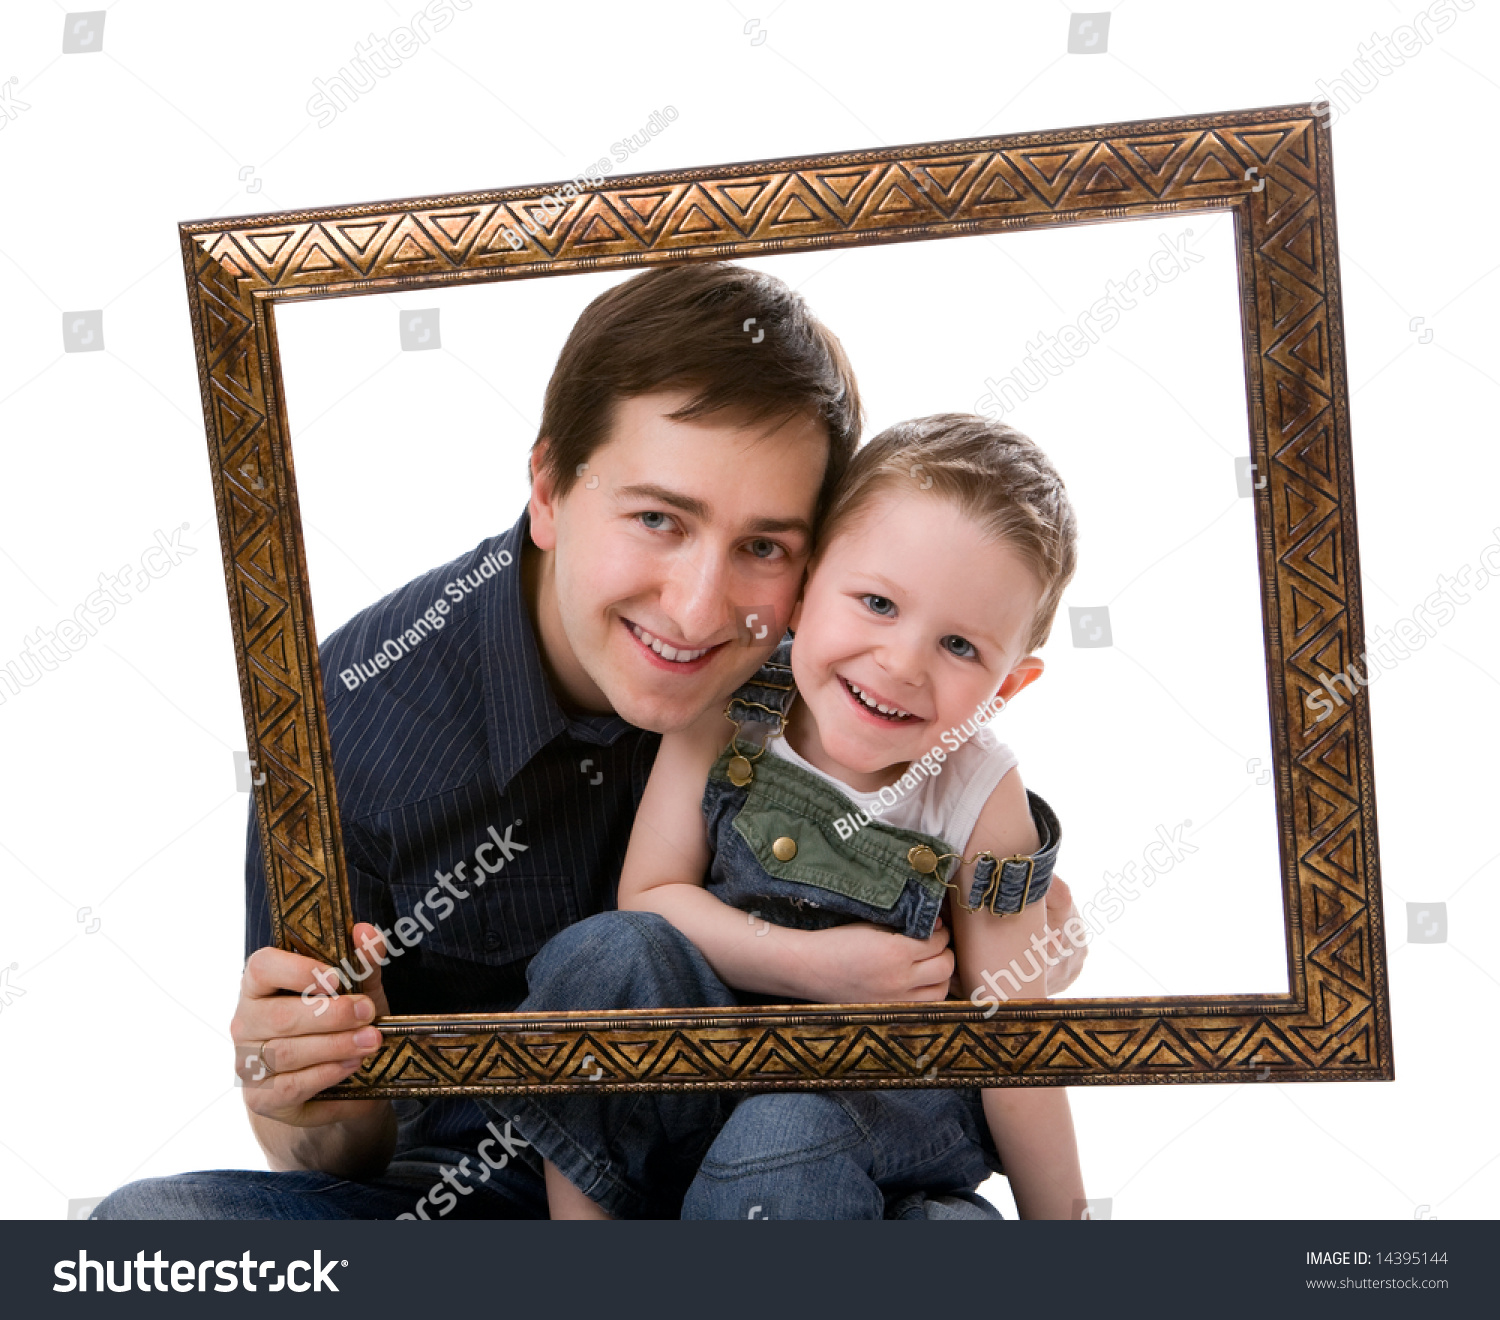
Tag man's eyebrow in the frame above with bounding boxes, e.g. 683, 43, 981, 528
744, 515, 813, 539
616, 484, 812, 541
616, 484, 708, 519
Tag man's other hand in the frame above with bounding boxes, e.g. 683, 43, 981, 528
231, 922, 391, 1129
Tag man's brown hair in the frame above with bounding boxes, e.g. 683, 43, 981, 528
533, 262, 862, 519
816, 414, 1079, 653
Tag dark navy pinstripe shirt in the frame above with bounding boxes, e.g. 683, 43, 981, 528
245, 510, 661, 1154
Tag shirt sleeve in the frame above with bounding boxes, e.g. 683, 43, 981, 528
244, 798, 273, 963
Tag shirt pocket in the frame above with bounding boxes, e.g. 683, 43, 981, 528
388, 871, 582, 970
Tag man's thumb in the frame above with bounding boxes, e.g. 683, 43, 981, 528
349, 922, 392, 1004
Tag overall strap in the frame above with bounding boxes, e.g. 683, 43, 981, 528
956, 790, 1062, 916
727, 631, 796, 722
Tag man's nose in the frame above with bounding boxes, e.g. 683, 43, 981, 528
660, 545, 731, 643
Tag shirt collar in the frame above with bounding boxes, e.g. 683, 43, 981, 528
481, 508, 635, 794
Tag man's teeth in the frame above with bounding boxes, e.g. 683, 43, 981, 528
630, 623, 710, 663
846, 679, 913, 719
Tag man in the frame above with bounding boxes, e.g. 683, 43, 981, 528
95, 262, 1084, 1220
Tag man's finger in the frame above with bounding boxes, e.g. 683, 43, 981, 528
252, 1024, 383, 1079
241, 945, 350, 1001
234, 983, 377, 1045
350, 922, 391, 975
241, 1058, 366, 1119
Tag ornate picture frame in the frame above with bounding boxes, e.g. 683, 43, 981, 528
180, 101, 1391, 1098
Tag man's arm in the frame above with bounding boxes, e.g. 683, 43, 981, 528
617, 714, 955, 1003
241, 804, 398, 1178
233, 923, 397, 1180
949, 768, 1086, 1219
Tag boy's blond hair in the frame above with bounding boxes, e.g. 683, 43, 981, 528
814, 414, 1078, 653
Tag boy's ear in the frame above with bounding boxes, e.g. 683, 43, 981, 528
528, 441, 560, 552
996, 654, 1044, 704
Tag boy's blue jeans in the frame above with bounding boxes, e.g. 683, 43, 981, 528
489, 911, 1004, 1220
93, 912, 1002, 1221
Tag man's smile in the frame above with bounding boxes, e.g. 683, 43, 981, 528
622, 617, 726, 672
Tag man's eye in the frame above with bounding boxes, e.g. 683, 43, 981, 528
861, 594, 896, 617
638, 511, 672, 531
745, 538, 785, 561
941, 635, 977, 659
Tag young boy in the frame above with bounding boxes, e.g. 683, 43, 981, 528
540, 412, 1087, 1219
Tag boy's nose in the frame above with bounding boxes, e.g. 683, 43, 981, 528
876, 634, 926, 690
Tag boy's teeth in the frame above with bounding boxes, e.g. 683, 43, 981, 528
630, 622, 709, 663
847, 680, 912, 719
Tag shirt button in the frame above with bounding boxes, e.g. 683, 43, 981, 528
772, 836, 797, 861
482, 930, 503, 951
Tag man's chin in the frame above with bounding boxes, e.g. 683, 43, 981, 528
597, 645, 770, 732
610, 690, 719, 735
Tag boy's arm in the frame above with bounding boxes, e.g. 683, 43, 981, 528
618, 711, 954, 1003
617, 709, 824, 998
949, 767, 1086, 1220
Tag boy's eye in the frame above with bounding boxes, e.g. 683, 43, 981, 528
861, 594, 896, 617
745, 538, 784, 561
637, 511, 672, 531
942, 635, 977, 659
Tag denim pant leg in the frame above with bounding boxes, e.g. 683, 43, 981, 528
89, 1145, 549, 1221
479, 910, 742, 1220
681, 1086, 1004, 1220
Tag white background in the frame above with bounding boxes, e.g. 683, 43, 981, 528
0, 0, 1495, 1221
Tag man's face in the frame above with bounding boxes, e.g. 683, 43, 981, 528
528, 390, 829, 734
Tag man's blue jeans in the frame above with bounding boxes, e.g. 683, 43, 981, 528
93, 912, 1001, 1220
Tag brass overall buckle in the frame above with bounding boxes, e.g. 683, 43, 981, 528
723, 699, 786, 787
907, 845, 1036, 916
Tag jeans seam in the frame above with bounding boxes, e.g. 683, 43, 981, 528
626, 911, 731, 1004
696, 1100, 868, 1181
506, 1098, 654, 1219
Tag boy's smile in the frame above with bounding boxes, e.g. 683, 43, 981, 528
527, 390, 829, 734
839, 674, 918, 722
787, 487, 1047, 794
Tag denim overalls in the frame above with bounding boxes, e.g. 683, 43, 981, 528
702, 637, 1063, 938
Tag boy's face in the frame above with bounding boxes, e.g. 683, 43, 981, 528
788, 486, 1046, 787
528, 389, 828, 734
